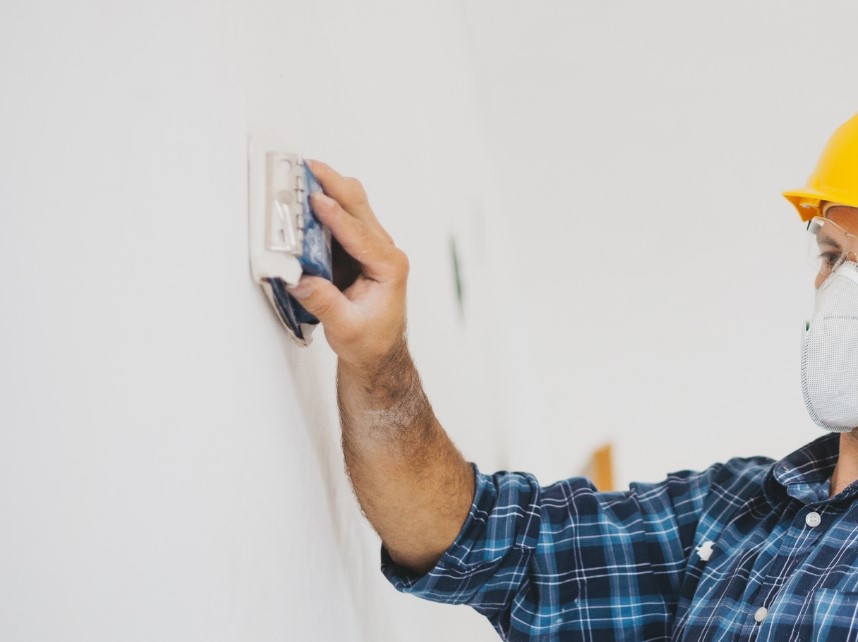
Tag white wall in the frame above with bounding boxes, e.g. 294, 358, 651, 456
2, 1, 858, 641
461, 0, 858, 487
0, 1, 499, 640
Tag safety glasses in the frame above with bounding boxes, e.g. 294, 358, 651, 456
808, 206, 858, 282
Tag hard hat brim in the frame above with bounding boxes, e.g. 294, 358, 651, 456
783, 189, 824, 222
785, 187, 858, 222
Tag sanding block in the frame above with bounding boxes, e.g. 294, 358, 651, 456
248, 139, 333, 345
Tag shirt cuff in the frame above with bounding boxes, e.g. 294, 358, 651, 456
380, 463, 487, 596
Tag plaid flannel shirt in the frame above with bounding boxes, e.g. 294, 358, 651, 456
382, 433, 858, 641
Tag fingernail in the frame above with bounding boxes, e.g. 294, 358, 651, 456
287, 281, 312, 300
311, 192, 335, 209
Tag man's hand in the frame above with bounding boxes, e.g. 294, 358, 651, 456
287, 160, 409, 374
288, 160, 474, 575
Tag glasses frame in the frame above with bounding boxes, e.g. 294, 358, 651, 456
808, 214, 858, 281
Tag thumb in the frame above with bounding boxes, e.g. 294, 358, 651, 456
287, 276, 350, 326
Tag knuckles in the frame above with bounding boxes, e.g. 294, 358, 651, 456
380, 248, 410, 288
389, 248, 410, 278
342, 177, 369, 207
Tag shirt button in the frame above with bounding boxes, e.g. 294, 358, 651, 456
754, 606, 768, 623
806, 511, 822, 528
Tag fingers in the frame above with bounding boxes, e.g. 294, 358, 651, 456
288, 276, 354, 328
311, 192, 405, 282
306, 160, 393, 243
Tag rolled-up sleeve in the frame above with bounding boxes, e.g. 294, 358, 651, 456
381, 459, 733, 640
381, 465, 542, 617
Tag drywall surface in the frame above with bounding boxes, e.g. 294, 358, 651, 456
0, 1, 500, 640
3, 1, 858, 641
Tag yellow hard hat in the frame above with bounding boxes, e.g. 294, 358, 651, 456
784, 113, 858, 222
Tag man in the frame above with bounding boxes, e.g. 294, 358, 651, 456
287, 113, 858, 641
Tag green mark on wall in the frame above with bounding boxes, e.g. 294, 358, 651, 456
450, 236, 465, 320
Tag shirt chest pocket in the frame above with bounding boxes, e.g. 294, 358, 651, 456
810, 589, 858, 642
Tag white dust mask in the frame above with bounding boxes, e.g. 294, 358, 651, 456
802, 261, 858, 432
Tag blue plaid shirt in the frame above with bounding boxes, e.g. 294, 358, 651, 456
382, 433, 858, 641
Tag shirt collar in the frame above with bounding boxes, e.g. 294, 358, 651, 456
763, 433, 851, 506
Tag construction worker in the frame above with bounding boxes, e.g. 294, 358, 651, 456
288, 113, 858, 640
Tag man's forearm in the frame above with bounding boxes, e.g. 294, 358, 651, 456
287, 162, 474, 574
337, 339, 474, 575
